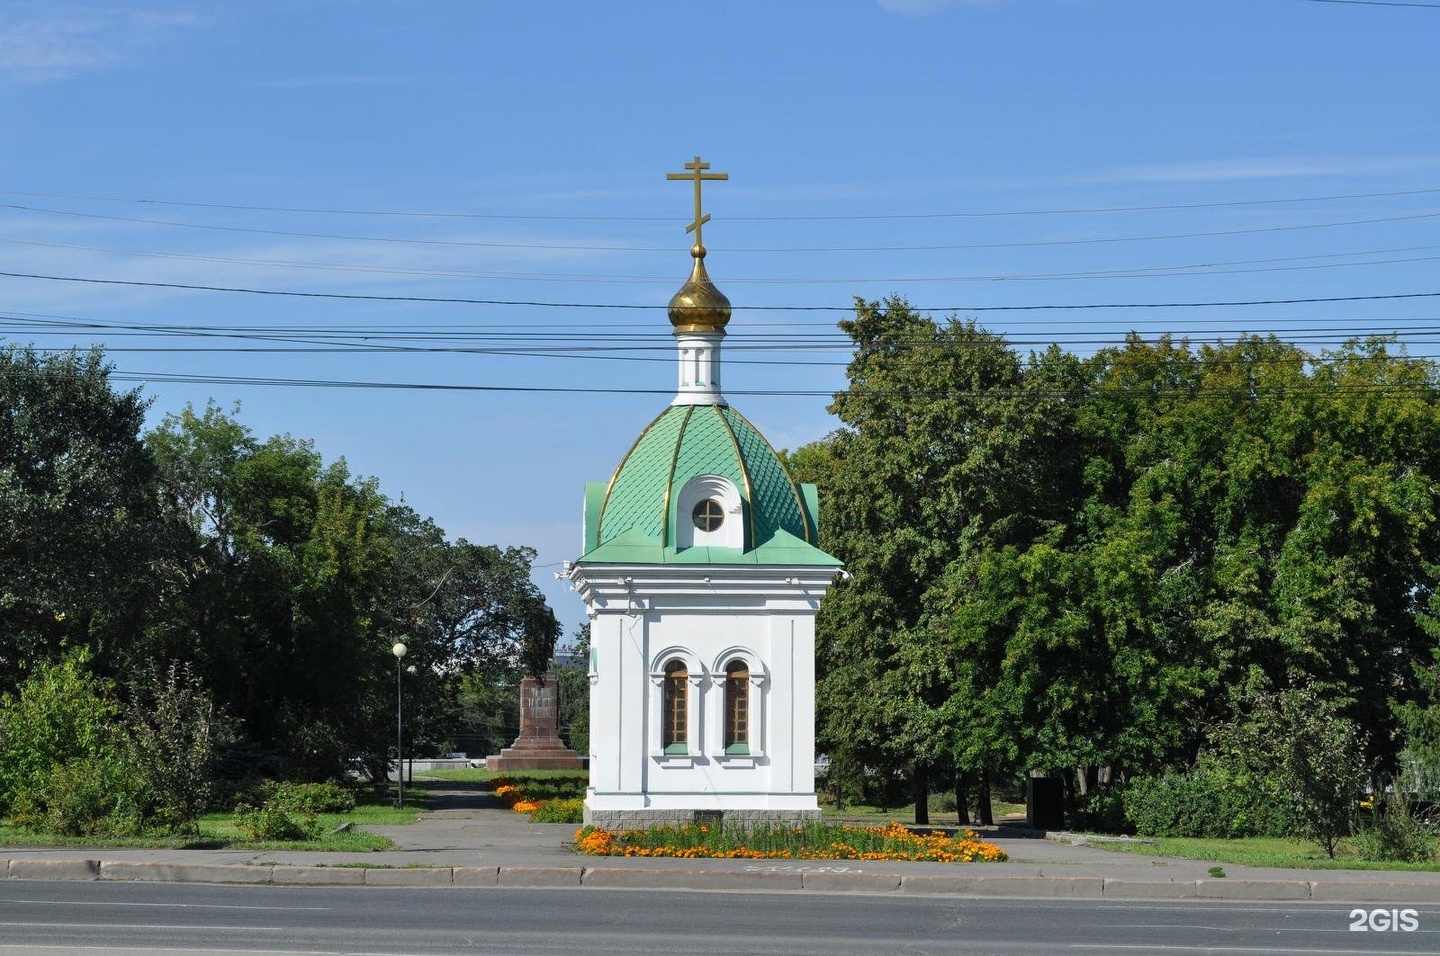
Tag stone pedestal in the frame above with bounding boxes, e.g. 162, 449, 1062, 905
485, 674, 583, 771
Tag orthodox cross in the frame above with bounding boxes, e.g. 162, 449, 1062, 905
666, 155, 728, 253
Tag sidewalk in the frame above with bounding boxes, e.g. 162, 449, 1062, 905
3, 780, 1439, 902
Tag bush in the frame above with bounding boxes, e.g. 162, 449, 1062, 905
1352, 799, 1438, 863
1123, 761, 1305, 839
13, 755, 147, 837
264, 780, 356, 814
121, 662, 232, 833
0, 653, 119, 814
234, 798, 318, 841
1125, 686, 1363, 854
1125, 770, 1227, 838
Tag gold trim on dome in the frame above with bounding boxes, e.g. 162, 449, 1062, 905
668, 255, 731, 333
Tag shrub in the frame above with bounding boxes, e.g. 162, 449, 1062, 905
234, 798, 318, 841
121, 662, 232, 834
1213, 685, 1367, 858
1125, 686, 1363, 854
14, 755, 147, 837
1125, 769, 1228, 838
0, 653, 118, 814
264, 780, 356, 815
1123, 761, 1305, 839
1351, 799, 1438, 863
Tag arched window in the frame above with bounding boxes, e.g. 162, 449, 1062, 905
663, 660, 688, 754
724, 659, 750, 754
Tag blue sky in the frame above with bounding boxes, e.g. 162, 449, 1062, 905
4, 0, 1440, 639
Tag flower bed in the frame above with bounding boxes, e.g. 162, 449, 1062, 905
574, 821, 1008, 862
491, 778, 584, 823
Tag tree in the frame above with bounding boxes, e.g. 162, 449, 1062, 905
797, 297, 1057, 822
146, 404, 397, 778
120, 661, 233, 833
1211, 686, 1368, 857
555, 624, 591, 757
805, 319, 1440, 829
0, 346, 164, 690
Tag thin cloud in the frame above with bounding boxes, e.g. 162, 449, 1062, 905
1099, 156, 1440, 185
242, 75, 401, 90
0, 6, 203, 85
876, 0, 1001, 15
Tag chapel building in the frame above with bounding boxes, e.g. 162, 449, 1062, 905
568, 158, 842, 828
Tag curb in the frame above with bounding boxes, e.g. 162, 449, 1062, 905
2, 858, 1437, 901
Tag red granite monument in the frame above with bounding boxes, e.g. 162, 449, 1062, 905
485, 674, 584, 771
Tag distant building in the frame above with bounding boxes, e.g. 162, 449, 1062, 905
566, 158, 842, 828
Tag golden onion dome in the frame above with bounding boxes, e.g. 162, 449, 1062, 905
667, 248, 731, 334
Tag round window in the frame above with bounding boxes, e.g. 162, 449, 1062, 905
691, 498, 725, 532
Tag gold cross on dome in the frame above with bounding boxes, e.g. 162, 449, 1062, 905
666, 155, 728, 252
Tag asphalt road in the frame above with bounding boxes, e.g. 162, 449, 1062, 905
0, 881, 1437, 955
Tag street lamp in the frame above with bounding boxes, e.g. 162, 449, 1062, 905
392, 642, 407, 808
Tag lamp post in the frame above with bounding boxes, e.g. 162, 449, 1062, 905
392, 642, 407, 808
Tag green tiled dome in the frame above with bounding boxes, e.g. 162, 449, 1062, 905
581, 404, 837, 566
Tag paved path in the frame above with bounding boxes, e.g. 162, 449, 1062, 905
3, 780, 1439, 902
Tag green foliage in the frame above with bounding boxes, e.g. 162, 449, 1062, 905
1351, 799, 1438, 863
234, 798, 319, 841
529, 798, 584, 823
1125, 687, 1365, 856
0, 653, 120, 813
806, 304, 1440, 829
0, 654, 235, 837
0, 346, 164, 691
493, 772, 588, 802
144, 404, 560, 780
1214, 686, 1368, 858
120, 662, 232, 833
15, 755, 146, 837
262, 780, 357, 815
1124, 763, 1303, 839
555, 624, 590, 756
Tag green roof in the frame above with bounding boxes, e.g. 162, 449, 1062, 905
581, 404, 839, 567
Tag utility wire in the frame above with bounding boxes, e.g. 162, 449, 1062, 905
9, 201, 1440, 253
95, 368, 1440, 400
6, 184, 1440, 220
6, 269, 1440, 313
7, 234, 1440, 284
1302, 0, 1440, 8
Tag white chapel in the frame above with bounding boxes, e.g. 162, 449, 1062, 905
567, 157, 843, 829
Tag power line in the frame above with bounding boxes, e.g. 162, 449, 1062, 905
6, 184, 1440, 221
7, 268, 1440, 313
1302, 0, 1440, 8
94, 368, 1440, 401
9, 201, 1440, 253
8, 233, 1440, 285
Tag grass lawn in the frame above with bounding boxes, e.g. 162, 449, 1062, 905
1093, 835, 1440, 871
0, 787, 423, 852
